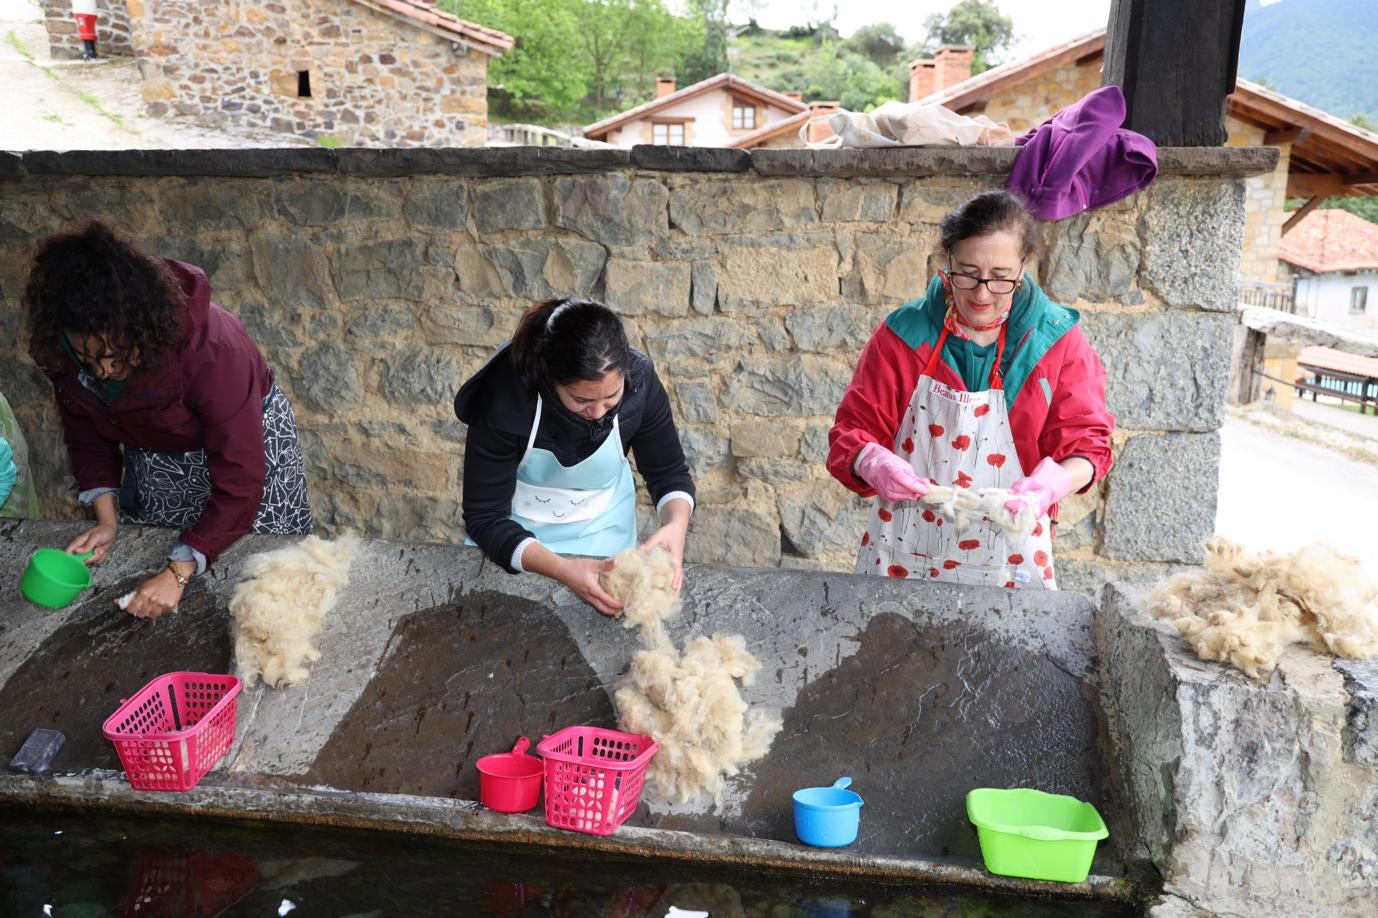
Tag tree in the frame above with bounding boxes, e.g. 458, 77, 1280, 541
845, 22, 905, 68
922, 0, 1014, 73
678, 0, 729, 84
446, 0, 591, 116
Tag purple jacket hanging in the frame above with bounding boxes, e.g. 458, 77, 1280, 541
1006, 85, 1158, 221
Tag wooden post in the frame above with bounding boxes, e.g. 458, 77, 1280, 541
1102, 0, 1248, 145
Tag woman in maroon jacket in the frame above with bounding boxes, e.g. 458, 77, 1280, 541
24, 220, 313, 618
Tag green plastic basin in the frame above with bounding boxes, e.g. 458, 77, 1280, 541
966, 787, 1109, 884
20, 549, 93, 609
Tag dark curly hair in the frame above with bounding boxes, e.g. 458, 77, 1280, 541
24, 219, 186, 376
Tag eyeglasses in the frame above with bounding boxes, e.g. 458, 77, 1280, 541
946, 262, 1023, 296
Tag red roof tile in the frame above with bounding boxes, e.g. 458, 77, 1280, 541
348, 0, 513, 54
1280, 208, 1378, 274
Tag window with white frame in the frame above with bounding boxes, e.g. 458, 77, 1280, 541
1353, 286, 1369, 314
652, 122, 685, 145
731, 100, 756, 130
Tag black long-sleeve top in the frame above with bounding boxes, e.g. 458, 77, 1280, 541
455, 344, 695, 573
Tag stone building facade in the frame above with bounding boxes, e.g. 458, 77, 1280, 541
125, 0, 511, 146
39, 0, 133, 59
0, 146, 1275, 596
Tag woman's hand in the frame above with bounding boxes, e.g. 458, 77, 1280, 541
556, 557, 625, 617
639, 519, 688, 591
123, 568, 185, 620
66, 523, 118, 565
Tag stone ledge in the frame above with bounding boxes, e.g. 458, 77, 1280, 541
0, 772, 1139, 903
0, 145, 1279, 180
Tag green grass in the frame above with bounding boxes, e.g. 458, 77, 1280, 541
315, 133, 343, 148
7, 28, 139, 135
43, 112, 72, 126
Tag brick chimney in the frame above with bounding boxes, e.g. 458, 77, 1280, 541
908, 44, 974, 102
808, 101, 839, 143
783, 91, 803, 102
656, 78, 676, 99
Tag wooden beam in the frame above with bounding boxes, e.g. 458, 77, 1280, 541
1282, 196, 1322, 235
1288, 173, 1346, 198
1264, 126, 1313, 146
1103, 0, 1248, 145
1344, 171, 1378, 187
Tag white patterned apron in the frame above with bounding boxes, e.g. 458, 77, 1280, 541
855, 323, 1056, 589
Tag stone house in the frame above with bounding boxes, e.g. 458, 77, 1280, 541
125, 0, 512, 146
906, 29, 1378, 292
38, 0, 134, 59
583, 73, 838, 149
1279, 208, 1378, 332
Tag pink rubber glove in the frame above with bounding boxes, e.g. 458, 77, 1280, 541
854, 442, 932, 503
1005, 457, 1076, 519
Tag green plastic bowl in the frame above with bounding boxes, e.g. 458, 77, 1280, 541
966, 787, 1109, 884
20, 549, 94, 609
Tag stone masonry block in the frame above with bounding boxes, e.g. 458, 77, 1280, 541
730, 420, 801, 458
1080, 311, 1233, 432
605, 260, 691, 317
716, 242, 837, 313
818, 178, 897, 223
1102, 432, 1219, 563
1140, 180, 1245, 311
724, 355, 851, 418
469, 178, 544, 233
553, 174, 667, 245
670, 178, 817, 236
455, 238, 605, 302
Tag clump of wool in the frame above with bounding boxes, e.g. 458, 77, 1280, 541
1145, 537, 1378, 680
919, 486, 1038, 537
230, 532, 363, 688
602, 548, 782, 803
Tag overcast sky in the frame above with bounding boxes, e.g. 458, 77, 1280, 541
731, 0, 1114, 60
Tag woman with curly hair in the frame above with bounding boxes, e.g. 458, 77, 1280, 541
25, 220, 313, 618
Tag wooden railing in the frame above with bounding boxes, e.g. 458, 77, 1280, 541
1239, 280, 1295, 313
486, 123, 614, 149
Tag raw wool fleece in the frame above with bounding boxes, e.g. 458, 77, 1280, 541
230, 532, 363, 688
920, 485, 1037, 537
1145, 537, 1378, 680
603, 548, 782, 804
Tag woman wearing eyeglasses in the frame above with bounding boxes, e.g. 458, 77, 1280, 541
24, 220, 313, 618
828, 190, 1114, 589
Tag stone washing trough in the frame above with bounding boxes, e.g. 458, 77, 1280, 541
3, 519, 1376, 913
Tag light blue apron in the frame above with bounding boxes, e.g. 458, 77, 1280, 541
468, 395, 637, 559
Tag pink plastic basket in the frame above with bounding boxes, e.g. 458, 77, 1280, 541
536, 726, 657, 836
101, 672, 241, 792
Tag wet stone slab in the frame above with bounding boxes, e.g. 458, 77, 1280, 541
0, 574, 232, 771
305, 591, 616, 798
0, 522, 1117, 874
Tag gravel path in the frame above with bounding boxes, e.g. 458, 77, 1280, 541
0, 0, 304, 150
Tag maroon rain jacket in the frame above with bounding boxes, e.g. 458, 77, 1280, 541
33, 260, 274, 564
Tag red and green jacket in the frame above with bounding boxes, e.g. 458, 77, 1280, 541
828, 274, 1115, 520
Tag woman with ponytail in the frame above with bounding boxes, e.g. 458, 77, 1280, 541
454, 298, 695, 614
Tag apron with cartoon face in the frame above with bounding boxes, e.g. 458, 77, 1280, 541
468, 395, 638, 559
855, 323, 1056, 589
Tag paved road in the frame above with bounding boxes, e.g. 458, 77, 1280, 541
1217, 415, 1378, 573
1291, 397, 1378, 439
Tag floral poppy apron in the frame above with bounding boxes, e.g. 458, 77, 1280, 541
467, 395, 638, 558
855, 323, 1056, 589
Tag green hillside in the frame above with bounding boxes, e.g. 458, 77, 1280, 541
729, 28, 908, 113
1238, 0, 1378, 122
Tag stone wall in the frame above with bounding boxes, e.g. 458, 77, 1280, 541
125, 0, 492, 146
39, 0, 133, 59
0, 146, 1276, 594
1101, 585, 1378, 915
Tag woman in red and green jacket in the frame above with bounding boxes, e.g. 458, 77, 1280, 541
828, 191, 1114, 589
25, 220, 313, 617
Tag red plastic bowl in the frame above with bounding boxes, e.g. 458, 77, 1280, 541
477, 737, 543, 813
